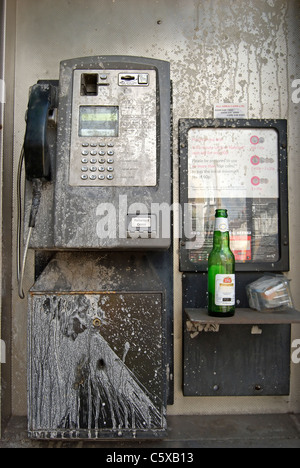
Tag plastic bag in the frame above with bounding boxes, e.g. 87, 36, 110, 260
246, 274, 293, 312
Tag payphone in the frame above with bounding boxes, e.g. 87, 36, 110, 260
22, 56, 171, 250
18, 56, 173, 439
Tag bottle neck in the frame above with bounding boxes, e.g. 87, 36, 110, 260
213, 230, 230, 249
213, 217, 230, 249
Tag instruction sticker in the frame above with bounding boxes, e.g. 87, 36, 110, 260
132, 217, 151, 228
214, 103, 247, 119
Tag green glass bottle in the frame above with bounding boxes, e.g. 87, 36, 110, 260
208, 209, 235, 317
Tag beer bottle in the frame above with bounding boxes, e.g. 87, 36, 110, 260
208, 209, 235, 317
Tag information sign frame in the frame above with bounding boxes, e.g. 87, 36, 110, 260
179, 119, 289, 272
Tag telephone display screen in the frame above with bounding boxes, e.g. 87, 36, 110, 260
79, 106, 119, 137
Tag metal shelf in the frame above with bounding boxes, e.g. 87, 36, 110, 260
185, 307, 300, 325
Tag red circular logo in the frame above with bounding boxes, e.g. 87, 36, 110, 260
251, 155, 260, 165
251, 176, 260, 186
250, 136, 259, 145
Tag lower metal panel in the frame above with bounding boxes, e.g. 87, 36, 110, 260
27, 251, 172, 439
28, 292, 166, 439
183, 320, 291, 397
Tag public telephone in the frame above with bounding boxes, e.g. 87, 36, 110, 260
19, 56, 173, 440
21, 56, 171, 252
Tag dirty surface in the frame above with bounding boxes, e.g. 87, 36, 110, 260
9, 0, 300, 420
1, 414, 300, 448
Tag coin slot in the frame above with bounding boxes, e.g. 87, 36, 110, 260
120, 75, 135, 81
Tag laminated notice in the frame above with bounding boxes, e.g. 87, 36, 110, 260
187, 127, 279, 199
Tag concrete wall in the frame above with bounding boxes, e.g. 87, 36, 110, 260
6, 0, 300, 417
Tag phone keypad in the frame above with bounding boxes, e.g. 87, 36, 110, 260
79, 142, 115, 182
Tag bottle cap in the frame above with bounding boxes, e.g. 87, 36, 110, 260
215, 209, 228, 218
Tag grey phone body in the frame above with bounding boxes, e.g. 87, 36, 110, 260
25, 56, 172, 250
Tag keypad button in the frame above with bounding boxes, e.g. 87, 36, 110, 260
79, 142, 117, 183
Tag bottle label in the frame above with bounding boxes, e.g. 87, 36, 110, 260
215, 274, 235, 306
215, 217, 229, 232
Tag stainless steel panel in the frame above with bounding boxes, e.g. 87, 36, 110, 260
70, 69, 157, 187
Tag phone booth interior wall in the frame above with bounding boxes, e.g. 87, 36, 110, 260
4, 0, 300, 433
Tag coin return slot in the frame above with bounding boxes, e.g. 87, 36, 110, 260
81, 73, 98, 96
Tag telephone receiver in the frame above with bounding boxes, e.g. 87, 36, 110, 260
23, 81, 58, 181
18, 80, 58, 298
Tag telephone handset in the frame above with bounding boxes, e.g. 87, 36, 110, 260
24, 81, 58, 181
17, 81, 59, 298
